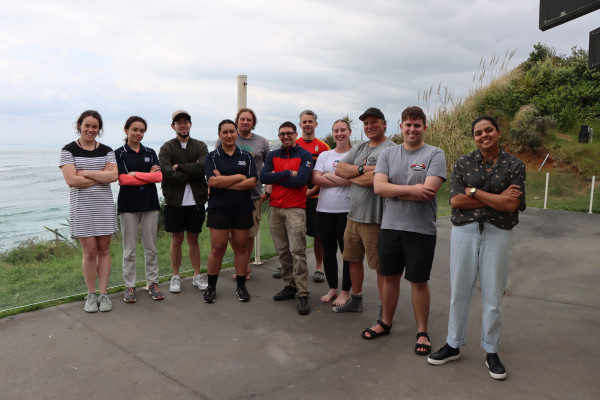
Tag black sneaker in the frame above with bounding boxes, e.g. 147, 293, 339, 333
203, 287, 216, 303
427, 343, 460, 365
273, 285, 297, 301
486, 353, 507, 380
298, 296, 310, 315
237, 286, 250, 302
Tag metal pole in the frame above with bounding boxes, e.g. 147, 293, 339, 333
237, 75, 247, 111
589, 176, 596, 214
543, 172, 549, 209
237, 74, 261, 264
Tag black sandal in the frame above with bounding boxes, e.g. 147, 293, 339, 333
361, 320, 392, 340
415, 332, 432, 355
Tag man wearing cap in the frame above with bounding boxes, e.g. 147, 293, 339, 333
362, 106, 446, 355
333, 107, 395, 313
159, 110, 209, 294
293, 110, 329, 283
260, 121, 313, 315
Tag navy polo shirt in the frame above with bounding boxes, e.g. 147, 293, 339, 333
114, 143, 161, 213
204, 146, 258, 214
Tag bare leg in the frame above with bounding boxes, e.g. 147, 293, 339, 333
349, 261, 364, 294
245, 236, 254, 275
79, 236, 99, 293
186, 232, 201, 275
207, 228, 229, 275
412, 281, 431, 351
170, 232, 184, 275
96, 235, 112, 293
364, 274, 401, 337
232, 229, 250, 278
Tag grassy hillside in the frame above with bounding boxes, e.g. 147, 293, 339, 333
393, 44, 600, 175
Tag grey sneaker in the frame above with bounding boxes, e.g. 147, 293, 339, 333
148, 283, 164, 300
84, 293, 98, 313
193, 274, 208, 290
98, 293, 112, 312
123, 287, 136, 303
272, 266, 282, 279
313, 270, 325, 283
332, 294, 363, 313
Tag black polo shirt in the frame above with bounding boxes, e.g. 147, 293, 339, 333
204, 146, 257, 214
114, 143, 161, 213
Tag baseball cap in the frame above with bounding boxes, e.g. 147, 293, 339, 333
359, 107, 385, 121
172, 110, 191, 123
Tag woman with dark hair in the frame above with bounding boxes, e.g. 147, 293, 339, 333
203, 120, 257, 303
114, 116, 163, 303
428, 116, 526, 380
59, 110, 118, 313
311, 119, 353, 307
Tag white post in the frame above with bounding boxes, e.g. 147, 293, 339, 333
589, 176, 596, 214
543, 172, 549, 209
237, 75, 247, 111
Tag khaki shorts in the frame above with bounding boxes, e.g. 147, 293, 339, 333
342, 219, 380, 270
248, 198, 263, 238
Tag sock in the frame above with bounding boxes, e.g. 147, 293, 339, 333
236, 274, 246, 288
207, 274, 219, 288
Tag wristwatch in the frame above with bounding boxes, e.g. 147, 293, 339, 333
358, 165, 364, 175
469, 187, 478, 198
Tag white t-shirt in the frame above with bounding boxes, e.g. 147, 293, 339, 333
314, 149, 351, 213
180, 141, 196, 206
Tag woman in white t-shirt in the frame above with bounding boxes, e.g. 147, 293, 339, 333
312, 119, 353, 307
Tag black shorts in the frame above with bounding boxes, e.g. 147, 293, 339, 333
164, 205, 205, 233
206, 212, 254, 230
377, 229, 436, 282
305, 197, 319, 238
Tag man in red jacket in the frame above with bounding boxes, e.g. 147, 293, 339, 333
260, 121, 313, 315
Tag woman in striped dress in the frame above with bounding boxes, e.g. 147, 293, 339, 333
59, 110, 118, 313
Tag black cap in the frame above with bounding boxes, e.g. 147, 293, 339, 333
359, 107, 385, 121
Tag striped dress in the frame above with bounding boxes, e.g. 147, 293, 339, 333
59, 141, 118, 238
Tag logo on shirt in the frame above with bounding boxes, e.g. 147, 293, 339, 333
306, 161, 312, 168
315, 145, 319, 152
333, 160, 339, 169
238, 160, 247, 166
410, 163, 426, 171
144, 157, 151, 163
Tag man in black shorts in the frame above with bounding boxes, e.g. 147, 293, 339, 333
159, 110, 209, 294
362, 107, 446, 356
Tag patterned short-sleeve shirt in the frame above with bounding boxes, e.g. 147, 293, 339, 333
449, 148, 526, 229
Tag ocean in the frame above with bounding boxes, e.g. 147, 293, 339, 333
0, 142, 220, 252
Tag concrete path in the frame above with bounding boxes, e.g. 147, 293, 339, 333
1, 208, 599, 399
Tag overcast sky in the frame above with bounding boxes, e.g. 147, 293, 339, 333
1, 0, 598, 147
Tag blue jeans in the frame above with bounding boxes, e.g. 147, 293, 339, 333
446, 222, 512, 353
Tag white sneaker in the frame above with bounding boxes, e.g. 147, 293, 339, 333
98, 293, 112, 312
84, 293, 98, 313
169, 275, 182, 293
193, 274, 208, 290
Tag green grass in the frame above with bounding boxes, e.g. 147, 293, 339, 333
2, 177, 598, 317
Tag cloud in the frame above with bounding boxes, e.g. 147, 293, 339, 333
0, 0, 597, 146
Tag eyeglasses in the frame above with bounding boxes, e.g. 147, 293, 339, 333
278, 131, 295, 137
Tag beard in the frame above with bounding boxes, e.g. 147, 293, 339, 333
177, 132, 190, 139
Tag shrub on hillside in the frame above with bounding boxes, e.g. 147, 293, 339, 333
509, 105, 555, 151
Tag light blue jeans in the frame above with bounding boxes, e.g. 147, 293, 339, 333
446, 222, 512, 353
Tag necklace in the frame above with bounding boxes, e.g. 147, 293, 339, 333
78, 139, 98, 151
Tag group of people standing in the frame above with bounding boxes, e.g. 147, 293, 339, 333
59, 104, 525, 380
